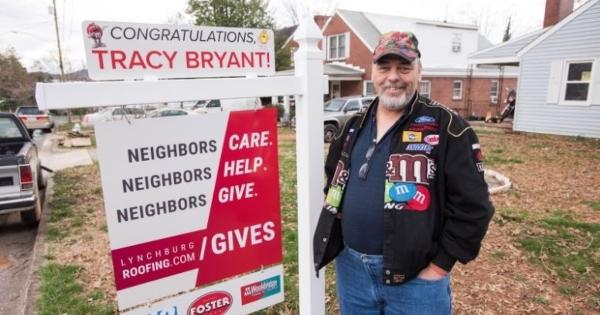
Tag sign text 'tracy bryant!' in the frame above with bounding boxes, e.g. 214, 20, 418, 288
82, 21, 275, 80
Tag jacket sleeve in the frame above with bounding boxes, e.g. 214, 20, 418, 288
432, 123, 495, 272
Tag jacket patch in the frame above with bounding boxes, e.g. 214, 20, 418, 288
408, 124, 439, 132
406, 185, 430, 211
414, 115, 436, 124
424, 134, 439, 145
385, 183, 431, 212
406, 143, 433, 153
472, 143, 485, 173
386, 154, 435, 184
402, 131, 422, 142
325, 161, 349, 208
388, 182, 417, 202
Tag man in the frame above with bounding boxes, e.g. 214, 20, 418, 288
313, 31, 494, 314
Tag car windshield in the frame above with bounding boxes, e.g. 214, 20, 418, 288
324, 99, 346, 112
0, 117, 25, 139
17, 107, 45, 115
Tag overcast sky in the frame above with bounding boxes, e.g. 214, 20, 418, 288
0, 0, 589, 73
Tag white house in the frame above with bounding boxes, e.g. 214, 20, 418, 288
470, 0, 600, 138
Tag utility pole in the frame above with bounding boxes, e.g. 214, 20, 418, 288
52, 0, 71, 123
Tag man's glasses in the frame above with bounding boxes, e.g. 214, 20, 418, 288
358, 139, 377, 180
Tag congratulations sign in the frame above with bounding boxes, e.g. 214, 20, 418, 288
95, 108, 282, 311
82, 21, 275, 80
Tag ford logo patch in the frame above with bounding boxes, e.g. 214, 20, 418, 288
414, 116, 436, 124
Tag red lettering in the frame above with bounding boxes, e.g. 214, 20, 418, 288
145, 50, 162, 69
201, 52, 213, 68
91, 50, 108, 69
110, 50, 127, 69
186, 51, 200, 68
163, 51, 177, 69
227, 52, 240, 68
129, 51, 146, 69
255, 52, 265, 67
241, 52, 254, 67
214, 51, 227, 67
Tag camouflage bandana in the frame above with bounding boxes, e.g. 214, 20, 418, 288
373, 31, 421, 64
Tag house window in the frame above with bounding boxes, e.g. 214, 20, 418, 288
564, 61, 592, 101
451, 33, 462, 53
364, 81, 374, 95
490, 80, 499, 103
419, 80, 431, 98
453, 80, 463, 100
331, 81, 341, 99
327, 33, 348, 60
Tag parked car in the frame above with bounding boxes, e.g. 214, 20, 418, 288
323, 95, 375, 142
81, 107, 146, 128
147, 108, 193, 118
0, 113, 46, 226
192, 98, 262, 113
15, 106, 54, 133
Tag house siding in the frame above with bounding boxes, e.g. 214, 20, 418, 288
516, 1, 600, 138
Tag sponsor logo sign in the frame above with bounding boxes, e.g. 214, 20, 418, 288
188, 291, 232, 315
82, 21, 275, 80
402, 131, 422, 143
240, 275, 282, 305
95, 109, 283, 311
123, 266, 284, 315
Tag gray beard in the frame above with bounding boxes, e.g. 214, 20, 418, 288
379, 93, 410, 111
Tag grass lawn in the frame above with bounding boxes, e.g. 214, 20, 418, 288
36, 126, 599, 314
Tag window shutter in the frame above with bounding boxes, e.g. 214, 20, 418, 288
345, 32, 350, 58
325, 36, 330, 60
591, 59, 600, 105
546, 60, 563, 104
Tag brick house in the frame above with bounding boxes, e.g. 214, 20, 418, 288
284, 10, 518, 118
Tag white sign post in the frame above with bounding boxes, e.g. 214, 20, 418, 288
36, 17, 326, 315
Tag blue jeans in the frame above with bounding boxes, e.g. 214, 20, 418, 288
335, 246, 452, 315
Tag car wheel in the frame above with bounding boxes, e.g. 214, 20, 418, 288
20, 190, 42, 227
324, 124, 338, 143
37, 165, 46, 190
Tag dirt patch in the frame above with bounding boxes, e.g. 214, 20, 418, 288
450, 128, 600, 314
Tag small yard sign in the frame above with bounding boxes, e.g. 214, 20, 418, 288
95, 108, 283, 312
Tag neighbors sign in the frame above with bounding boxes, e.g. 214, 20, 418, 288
82, 21, 275, 80
95, 109, 283, 312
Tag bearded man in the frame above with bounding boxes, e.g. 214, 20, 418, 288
313, 31, 494, 314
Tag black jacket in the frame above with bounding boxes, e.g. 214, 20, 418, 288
313, 94, 494, 285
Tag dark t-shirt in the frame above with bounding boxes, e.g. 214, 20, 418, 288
341, 109, 402, 255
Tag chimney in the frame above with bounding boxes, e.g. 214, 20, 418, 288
544, 0, 575, 28
313, 15, 330, 29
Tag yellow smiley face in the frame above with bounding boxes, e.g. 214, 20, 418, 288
258, 30, 269, 44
